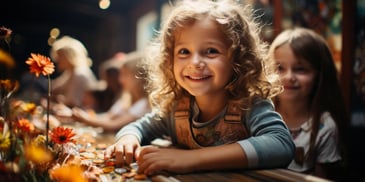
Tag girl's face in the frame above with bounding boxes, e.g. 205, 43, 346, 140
173, 17, 233, 98
274, 43, 317, 102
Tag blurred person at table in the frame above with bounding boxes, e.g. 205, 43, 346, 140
96, 52, 126, 112
105, 0, 295, 176
78, 53, 125, 113
269, 27, 348, 180
67, 51, 150, 133
77, 52, 126, 113
50, 35, 104, 108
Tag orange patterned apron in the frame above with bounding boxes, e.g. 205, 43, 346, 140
175, 97, 249, 149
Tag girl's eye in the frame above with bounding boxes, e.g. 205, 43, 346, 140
205, 48, 219, 55
178, 48, 190, 55
277, 64, 284, 72
293, 67, 307, 73
205, 48, 220, 58
175, 48, 190, 59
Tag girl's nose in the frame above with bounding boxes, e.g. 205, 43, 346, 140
190, 54, 205, 68
283, 70, 296, 82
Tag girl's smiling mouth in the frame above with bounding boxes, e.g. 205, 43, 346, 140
185, 75, 212, 81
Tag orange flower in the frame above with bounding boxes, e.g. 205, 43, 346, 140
50, 127, 76, 144
25, 53, 55, 77
16, 118, 34, 132
49, 164, 87, 182
24, 144, 53, 164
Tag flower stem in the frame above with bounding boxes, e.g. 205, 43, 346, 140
46, 75, 51, 147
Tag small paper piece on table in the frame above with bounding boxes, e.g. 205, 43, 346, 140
151, 138, 172, 148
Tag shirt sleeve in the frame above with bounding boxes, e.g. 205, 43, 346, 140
128, 98, 150, 118
238, 99, 295, 169
108, 99, 127, 116
115, 112, 169, 145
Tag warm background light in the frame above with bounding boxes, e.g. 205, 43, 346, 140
50, 28, 60, 38
48, 28, 61, 46
99, 0, 110, 9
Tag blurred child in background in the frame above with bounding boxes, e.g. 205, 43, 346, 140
50, 36, 104, 108
56, 51, 150, 133
269, 27, 347, 180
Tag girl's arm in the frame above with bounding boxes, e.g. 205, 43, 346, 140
137, 99, 294, 175
239, 99, 295, 169
115, 112, 169, 145
137, 143, 247, 175
72, 108, 139, 132
190, 143, 248, 170
73, 97, 150, 132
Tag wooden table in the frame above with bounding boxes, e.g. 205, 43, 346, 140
67, 124, 331, 182
98, 168, 331, 182
150, 169, 332, 182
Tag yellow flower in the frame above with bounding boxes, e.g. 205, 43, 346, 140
31, 135, 46, 147
21, 102, 37, 115
24, 144, 53, 164
0, 131, 10, 150
25, 53, 55, 77
49, 164, 87, 182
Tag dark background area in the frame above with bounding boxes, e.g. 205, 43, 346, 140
0, 0, 159, 79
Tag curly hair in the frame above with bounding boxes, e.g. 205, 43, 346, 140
144, 0, 282, 117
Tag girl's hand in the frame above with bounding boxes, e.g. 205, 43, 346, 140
137, 146, 196, 175
104, 135, 141, 166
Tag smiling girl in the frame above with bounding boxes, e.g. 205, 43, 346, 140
269, 27, 347, 180
105, 0, 294, 175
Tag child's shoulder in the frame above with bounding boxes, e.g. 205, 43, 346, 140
320, 112, 337, 130
243, 98, 275, 116
250, 97, 274, 108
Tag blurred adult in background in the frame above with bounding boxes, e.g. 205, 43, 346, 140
269, 27, 348, 181
50, 35, 105, 108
